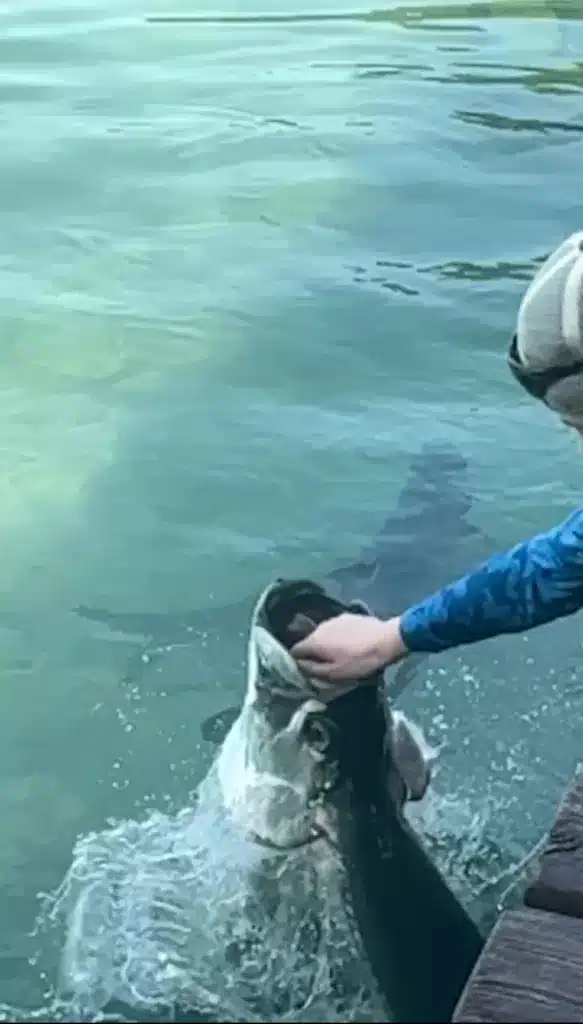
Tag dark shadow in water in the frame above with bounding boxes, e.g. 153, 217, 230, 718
76, 440, 493, 711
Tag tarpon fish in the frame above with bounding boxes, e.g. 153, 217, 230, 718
75, 443, 491, 717
208, 578, 484, 1023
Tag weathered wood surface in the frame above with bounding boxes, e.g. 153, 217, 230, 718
453, 905, 583, 1022
524, 763, 583, 918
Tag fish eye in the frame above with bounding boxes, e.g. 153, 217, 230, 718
302, 715, 331, 753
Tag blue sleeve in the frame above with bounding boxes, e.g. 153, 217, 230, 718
399, 509, 583, 654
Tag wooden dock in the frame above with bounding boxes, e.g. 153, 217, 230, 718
453, 764, 583, 1022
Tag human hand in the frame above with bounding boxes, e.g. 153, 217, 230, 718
290, 613, 408, 683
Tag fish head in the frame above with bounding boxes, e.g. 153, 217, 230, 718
217, 578, 436, 851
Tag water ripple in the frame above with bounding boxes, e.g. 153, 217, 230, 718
1, 2, 583, 1019
148, 3, 582, 28
430, 60, 583, 92
455, 109, 583, 134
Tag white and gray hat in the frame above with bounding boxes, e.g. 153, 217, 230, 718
510, 231, 583, 421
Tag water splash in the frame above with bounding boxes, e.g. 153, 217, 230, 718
31, 765, 384, 1023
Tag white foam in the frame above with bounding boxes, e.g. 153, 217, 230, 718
28, 702, 531, 1024
34, 764, 385, 1023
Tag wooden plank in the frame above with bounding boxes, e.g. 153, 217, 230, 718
452, 906, 583, 1022
524, 763, 583, 918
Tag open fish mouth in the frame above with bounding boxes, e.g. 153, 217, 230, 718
216, 575, 437, 870
213, 579, 391, 856
249, 577, 375, 706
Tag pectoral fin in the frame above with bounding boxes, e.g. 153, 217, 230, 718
200, 705, 240, 745
390, 710, 439, 801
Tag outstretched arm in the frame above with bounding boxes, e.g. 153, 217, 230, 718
400, 509, 583, 654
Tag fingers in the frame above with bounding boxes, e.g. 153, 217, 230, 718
286, 638, 325, 663
289, 636, 317, 659
290, 634, 345, 681
294, 658, 337, 682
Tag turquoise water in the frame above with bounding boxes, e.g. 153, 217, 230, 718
1, 0, 583, 1018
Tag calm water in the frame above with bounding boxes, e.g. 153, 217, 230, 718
1, 0, 583, 1018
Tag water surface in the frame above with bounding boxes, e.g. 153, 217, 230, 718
1, 0, 583, 1018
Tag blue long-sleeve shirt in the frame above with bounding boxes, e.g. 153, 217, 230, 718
400, 508, 583, 654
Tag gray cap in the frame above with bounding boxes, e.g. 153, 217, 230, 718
517, 231, 583, 370
516, 231, 583, 420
